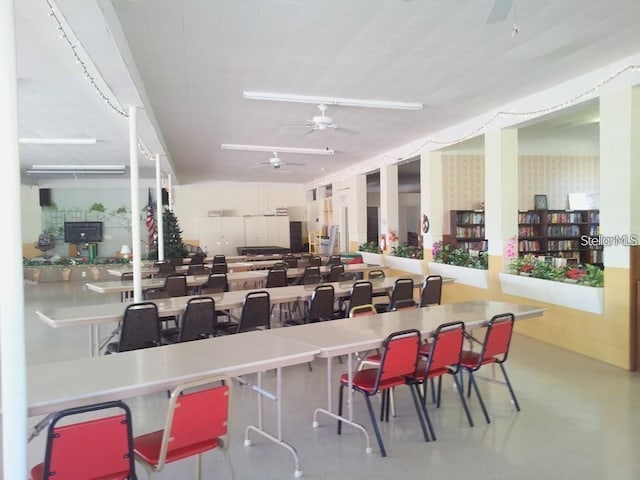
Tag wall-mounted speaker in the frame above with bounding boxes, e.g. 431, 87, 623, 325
39, 188, 52, 207
161, 188, 169, 206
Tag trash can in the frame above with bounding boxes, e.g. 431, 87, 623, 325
320, 236, 331, 255
88, 243, 96, 262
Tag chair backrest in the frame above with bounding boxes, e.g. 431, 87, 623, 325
203, 273, 229, 293
144, 289, 169, 300
368, 269, 386, 280
179, 297, 217, 342
121, 272, 133, 282
283, 256, 298, 268
347, 280, 373, 312
372, 329, 422, 392
117, 302, 161, 352
238, 291, 271, 333
420, 275, 443, 307
211, 262, 228, 274
392, 298, 417, 310
327, 254, 342, 266
155, 377, 230, 471
424, 321, 465, 376
266, 267, 288, 288
301, 266, 322, 285
187, 264, 210, 276
155, 262, 176, 277
169, 257, 184, 266
308, 256, 322, 267
164, 274, 188, 297
338, 272, 358, 286
307, 284, 335, 322
190, 253, 205, 265
327, 264, 345, 282
33, 401, 136, 480
349, 303, 377, 317
475, 313, 516, 367
388, 278, 415, 310
212, 254, 226, 264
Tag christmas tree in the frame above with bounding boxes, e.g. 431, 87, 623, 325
161, 207, 188, 258
147, 207, 188, 259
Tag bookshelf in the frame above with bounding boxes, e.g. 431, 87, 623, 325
518, 209, 602, 264
448, 210, 487, 252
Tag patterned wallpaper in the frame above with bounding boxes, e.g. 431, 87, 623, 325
518, 156, 599, 210
441, 154, 600, 232
442, 155, 485, 211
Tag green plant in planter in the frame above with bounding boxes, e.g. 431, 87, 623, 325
391, 244, 409, 257
358, 241, 382, 253
578, 264, 604, 287
530, 260, 565, 280
447, 248, 470, 267
88, 202, 106, 213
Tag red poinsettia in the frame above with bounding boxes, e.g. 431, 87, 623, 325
566, 267, 586, 281
521, 263, 534, 273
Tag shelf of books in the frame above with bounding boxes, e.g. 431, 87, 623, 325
518, 209, 602, 265
449, 210, 487, 252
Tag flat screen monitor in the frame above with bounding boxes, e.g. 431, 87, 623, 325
64, 221, 103, 243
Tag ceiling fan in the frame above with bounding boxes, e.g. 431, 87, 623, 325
250, 152, 304, 172
279, 104, 358, 135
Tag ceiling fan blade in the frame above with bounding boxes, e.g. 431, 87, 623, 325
335, 126, 360, 136
304, 128, 317, 135
486, 0, 513, 24
276, 124, 313, 128
286, 162, 306, 166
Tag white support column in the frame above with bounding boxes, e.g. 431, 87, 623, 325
420, 151, 444, 255
0, 1, 28, 477
600, 86, 640, 268
484, 129, 519, 265
380, 164, 399, 251
155, 154, 165, 261
129, 106, 143, 302
354, 174, 367, 248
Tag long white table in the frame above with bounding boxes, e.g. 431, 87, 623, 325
266, 300, 546, 453
27, 330, 319, 477
38, 275, 426, 356
27, 300, 544, 474
89, 263, 389, 296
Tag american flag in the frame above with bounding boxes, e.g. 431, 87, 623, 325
145, 188, 157, 249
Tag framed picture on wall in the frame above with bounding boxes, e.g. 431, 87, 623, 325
534, 194, 548, 210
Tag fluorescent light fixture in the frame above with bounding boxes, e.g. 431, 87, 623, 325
221, 144, 334, 155
19, 138, 97, 145
26, 164, 126, 175
242, 91, 422, 110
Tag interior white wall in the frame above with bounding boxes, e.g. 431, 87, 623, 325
21, 186, 41, 246
172, 182, 307, 244
21, 182, 307, 257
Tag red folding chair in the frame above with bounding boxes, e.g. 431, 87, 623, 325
459, 312, 519, 424
337, 329, 429, 457
133, 376, 231, 479
411, 321, 474, 441
29, 400, 137, 480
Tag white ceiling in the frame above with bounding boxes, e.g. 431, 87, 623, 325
14, 0, 640, 186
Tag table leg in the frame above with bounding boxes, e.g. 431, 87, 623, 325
312, 355, 372, 454
241, 368, 303, 478
90, 324, 99, 357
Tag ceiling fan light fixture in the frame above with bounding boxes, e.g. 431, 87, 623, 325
242, 91, 422, 110
19, 138, 97, 145
221, 144, 334, 155
26, 164, 126, 175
